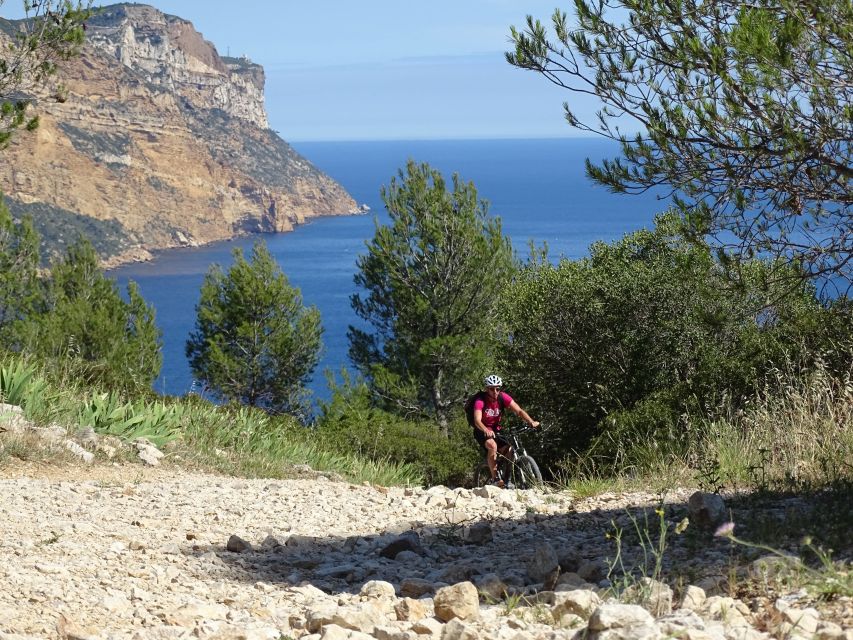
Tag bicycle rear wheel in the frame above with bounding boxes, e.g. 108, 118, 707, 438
509, 455, 542, 489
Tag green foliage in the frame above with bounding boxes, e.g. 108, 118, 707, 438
349, 160, 516, 433
186, 240, 322, 416
508, 0, 853, 285
0, 352, 421, 485
502, 212, 836, 470
177, 398, 423, 485
316, 373, 479, 486
716, 526, 853, 600
0, 1, 91, 147
28, 237, 162, 393
0, 358, 48, 412
0, 194, 41, 348
697, 356, 853, 492
606, 505, 674, 602
77, 391, 183, 447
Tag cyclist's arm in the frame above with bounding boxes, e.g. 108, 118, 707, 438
508, 401, 540, 428
473, 409, 494, 437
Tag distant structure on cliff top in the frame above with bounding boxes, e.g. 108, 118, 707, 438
0, 3, 357, 267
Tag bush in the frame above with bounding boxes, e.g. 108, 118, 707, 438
501, 212, 841, 471
24, 237, 162, 394
316, 375, 480, 486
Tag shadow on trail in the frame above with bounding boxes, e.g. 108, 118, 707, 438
180, 484, 852, 600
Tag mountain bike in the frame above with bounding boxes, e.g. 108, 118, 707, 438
473, 423, 543, 489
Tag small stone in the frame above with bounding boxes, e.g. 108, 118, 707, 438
395, 598, 429, 621
226, 534, 251, 552
441, 618, 480, 640
375, 626, 417, 640
624, 577, 673, 616
361, 580, 397, 600
471, 485, 502, 499
434, 582, 480, 622
577, 558, 608, 583
527, 541, 559, 583
401, 578, 435, 597
558, 549, 581, 573
395, 550, 421, 563
56, 615, 99, 640
330, 603, 386, 632
65, 439, 95, 463
463, 522, 493, 545
750, 554, 801, 581
679, 585, 707, 611
687, 492, 727, 530
380, 531, 422, 558
319, 624, 371, 640
700, 596, 751, 626
555, 571, 586, 589
137, 444, 162, 466
411, 617, 444, 636
588, 604, 655, 630
474, 573, 507, 601
551, 589, 601, 620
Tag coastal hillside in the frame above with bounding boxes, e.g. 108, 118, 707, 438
0, 3, 357, 266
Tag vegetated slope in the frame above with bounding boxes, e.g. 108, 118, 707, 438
0, 3, 357, 266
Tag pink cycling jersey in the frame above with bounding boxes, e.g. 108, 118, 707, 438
473, 392, 513, 430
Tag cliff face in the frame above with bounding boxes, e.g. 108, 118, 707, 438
0, 3, 357, 266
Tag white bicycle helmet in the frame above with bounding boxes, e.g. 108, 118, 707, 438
484, 374, 503, 387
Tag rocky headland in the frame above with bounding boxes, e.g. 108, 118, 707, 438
0, 3, 357, 267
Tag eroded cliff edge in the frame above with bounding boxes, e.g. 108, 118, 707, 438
0, 3, 358, 267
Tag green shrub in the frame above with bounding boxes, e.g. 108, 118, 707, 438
316, 376, 479, 486
501, 212, 841, 472
27, 237, 162, 394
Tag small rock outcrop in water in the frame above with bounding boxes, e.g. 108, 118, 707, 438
0, 4, 356, 266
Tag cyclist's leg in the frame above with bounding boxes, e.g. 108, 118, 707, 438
494, 435, 512, 486
484, 438, 499, 480
473, 428, 500, 481
496, 436, 512, 462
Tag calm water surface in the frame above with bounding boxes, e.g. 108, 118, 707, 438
110, 138, 666, 400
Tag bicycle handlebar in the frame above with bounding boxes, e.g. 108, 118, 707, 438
498, 422, 544, 437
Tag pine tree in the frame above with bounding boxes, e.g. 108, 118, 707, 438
349, 161, 516, 435
0, 194, 41, 350
186, 241, 322, 415
507, 0, 852, 288
0, 1, 91, 147
31, 237, 162, 392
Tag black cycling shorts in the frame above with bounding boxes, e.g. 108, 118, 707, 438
473, 427, 508, 449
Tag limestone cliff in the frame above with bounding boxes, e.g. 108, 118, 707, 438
0, 3, 357, 266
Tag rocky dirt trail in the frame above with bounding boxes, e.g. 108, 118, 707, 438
0, 463, 850, 640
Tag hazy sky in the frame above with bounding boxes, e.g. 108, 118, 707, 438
4, 1, 598, 141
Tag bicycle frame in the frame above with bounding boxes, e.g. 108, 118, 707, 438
475, 423, 543, 488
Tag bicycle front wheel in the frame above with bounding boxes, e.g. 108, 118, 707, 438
509, 455, 542, 489
473, 461, 491, 488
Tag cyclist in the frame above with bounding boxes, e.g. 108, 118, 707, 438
472, 374, 540, 487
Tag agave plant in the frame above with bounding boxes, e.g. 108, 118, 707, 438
78, 392, 183, 447
0, 359, 50, 415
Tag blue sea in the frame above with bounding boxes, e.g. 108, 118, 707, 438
110, 138, 667, 400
